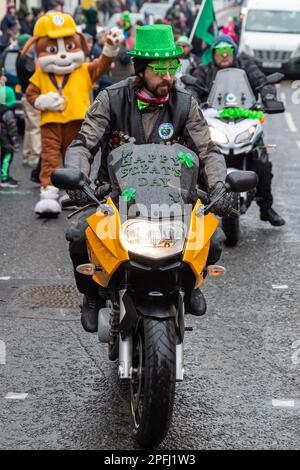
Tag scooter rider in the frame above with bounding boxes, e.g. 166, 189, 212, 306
64, 25, 236, 333
191, 34, 285, 227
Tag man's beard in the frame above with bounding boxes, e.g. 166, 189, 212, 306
145, 79, 174, 98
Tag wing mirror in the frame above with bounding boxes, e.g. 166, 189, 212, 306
51, 168, 89, 190
226, 170, 258, 193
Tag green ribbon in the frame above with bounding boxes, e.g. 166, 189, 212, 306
219, 107, 265, 121
177, 152, 194, 168
137, 99, 164, 111
121, 187, 136, 203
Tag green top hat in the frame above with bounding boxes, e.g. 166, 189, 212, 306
128, 25, 183, 59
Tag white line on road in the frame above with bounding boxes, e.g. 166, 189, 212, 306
5, 393, 28, 400
272, 285, 289, 289
296, 141, 300, 152
280, 92, 286, 106
0, 277, 11, 280
285, 112, 298, 133
0, 341, 6, 365
272, 399, 295, 408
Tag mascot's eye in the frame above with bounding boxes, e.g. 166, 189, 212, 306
45, 45, 58, 54
66, 43, 76, 51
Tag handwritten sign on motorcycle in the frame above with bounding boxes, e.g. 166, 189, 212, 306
108, 142, 199, 208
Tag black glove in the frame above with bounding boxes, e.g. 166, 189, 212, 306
67, 184, 111, 207
66, 189, 92, 207
209, 182, 239, 218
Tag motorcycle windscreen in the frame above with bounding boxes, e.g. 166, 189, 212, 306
107, 142, 199, 221
207, 68, 257, 110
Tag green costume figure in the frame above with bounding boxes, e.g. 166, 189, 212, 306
0, 86, 19, 188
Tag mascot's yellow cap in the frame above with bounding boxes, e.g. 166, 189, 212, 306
33, 12, 77, 38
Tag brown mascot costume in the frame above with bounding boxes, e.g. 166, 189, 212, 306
23, 12, 122, 216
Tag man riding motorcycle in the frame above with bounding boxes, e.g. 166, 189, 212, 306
63, 25, 237, 333
191, 34, 285, 227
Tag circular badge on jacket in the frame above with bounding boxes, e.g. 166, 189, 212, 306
158, 123, 174, 140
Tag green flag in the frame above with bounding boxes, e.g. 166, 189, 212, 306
193, 0, 216, 64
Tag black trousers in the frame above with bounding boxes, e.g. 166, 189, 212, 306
67, 209, 224, 298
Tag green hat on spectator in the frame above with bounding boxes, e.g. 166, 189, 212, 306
18, 33, 32, 49
176, 35, 192, 47
0, 86, 16, 108
128, 25, 183, 59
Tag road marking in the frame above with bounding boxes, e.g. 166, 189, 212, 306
272, 399, 295, 408
296, 141, 300, 152
0, 277, 11, 280
5, 393, 28, 400
272, 284, 289, 289
280, 92, 286, 105
285, 112, 297, 133
0, 190, 33, 196
0, 341, 5, 365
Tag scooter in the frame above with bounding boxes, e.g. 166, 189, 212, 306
203, 68, 284, 246
52, 142, 257, 448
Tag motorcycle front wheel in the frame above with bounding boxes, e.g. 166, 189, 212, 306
130, 316, 176, 448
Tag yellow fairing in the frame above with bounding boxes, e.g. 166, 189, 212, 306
183, 200, 219, 288
85, 198, 129, 287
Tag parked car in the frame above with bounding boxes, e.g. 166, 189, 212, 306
239, 0, 300, 76
0, 46, 24, 121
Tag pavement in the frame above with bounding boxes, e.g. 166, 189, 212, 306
0, 80, 300, 450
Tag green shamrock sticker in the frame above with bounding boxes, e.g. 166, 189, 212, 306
121, 187, 136, 203
177, 152, 194, 168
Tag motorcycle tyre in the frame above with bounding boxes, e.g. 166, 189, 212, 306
130, 316, 176, 449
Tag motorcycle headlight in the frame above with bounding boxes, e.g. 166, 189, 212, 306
235, 125, 257, 144
121, 220, 186, 259
209, 126, 229, 144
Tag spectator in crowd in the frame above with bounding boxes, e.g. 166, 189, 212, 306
82, 3, 98, 39
0, 86, 19, 188
176, 35, 200, 75
16, 33, 41, 170
110, 39, 134, 84
0, 4, 20, 51
221, 17, 238, 43
91, 31, 112, 93
19, 8, 35, 35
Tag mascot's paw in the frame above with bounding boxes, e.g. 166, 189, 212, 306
103, 27, 124, 57
34, 92, 64, 111
34, 198, 62, 218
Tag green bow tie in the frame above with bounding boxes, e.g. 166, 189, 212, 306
137, 99, 164, 111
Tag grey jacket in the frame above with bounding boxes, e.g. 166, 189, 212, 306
65, 82, 226, 189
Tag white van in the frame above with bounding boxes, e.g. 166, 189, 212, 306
239, 0, 300, 75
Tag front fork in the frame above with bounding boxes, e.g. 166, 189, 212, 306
118, 289, 133, 379
117, 289, 185, 381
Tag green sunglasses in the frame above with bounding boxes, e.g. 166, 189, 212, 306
215, 46, 234, 55
148, 59, 182, 76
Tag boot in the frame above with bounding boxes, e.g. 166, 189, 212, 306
185, 289, 207, 316
81, 295, 104, 333
260, 207, 285, 226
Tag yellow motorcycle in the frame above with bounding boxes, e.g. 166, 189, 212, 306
52, 142, 257, 448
